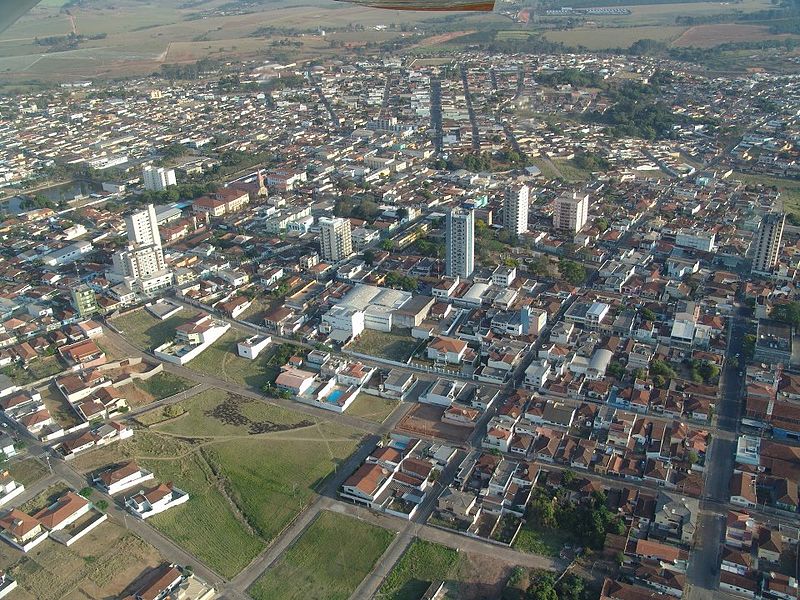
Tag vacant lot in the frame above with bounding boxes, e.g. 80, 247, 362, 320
379, 539, 459, 600
249, 511, 394, 600
396, 403, 472, 444
186, 331, 284, 389
110, 310, 190, 351
0, 520, 163, 600
70, 390, 363, 579
513, 521, 573, 557
348, 328, 419, 362
673, 24, 798, 48
133, 371, 194, 400
733, 172, 800, 217
39, 383, 81, 428
347, 393, 399, 424
7, 457, 49, 487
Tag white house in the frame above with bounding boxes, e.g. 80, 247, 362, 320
426, 336, 468, 364
93, 461, 155, 495
237, 335, 272, 360
33, 491, 91, 531
125, 483, 189, 519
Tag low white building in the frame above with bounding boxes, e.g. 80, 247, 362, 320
237, 335, 272, 360
126, 483, 189, 519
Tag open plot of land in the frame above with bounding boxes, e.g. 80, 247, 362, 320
513, 520, 573, 558
378, 539, 459, 600
39, 383, 81, 428
544, 25, 686, 50
0, 518, 163, 600
248, 510, 394, 600
346, 393, 399, 424
69, 390, 363, 578
347, 328, 420, 362
110, 310, 191, 351
6, 457, 49, 487
673, 23, 798, 48
153, 388, 315, 437
186, 331, 284, 389
584, 0, 774, 26
396, 403, 472, 444
130, 371, 194, 402
732, 172, 800, 217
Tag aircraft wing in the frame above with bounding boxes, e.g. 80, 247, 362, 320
0, 0, 42, 35
335, 0, 494, 10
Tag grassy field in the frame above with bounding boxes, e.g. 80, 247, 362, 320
248, 511, 394, 600
134, 371, 194, 400
379, 539, 459, 600
6, 457, 49, 487
70, 389, 364, 579
110, 310, 190, 351
0, 521, 164, 600
347, 328, 419, 362
185, 331, 283, 389
153, 388, 314, 437
347, 393, 399, 424
513, 522, 573, 557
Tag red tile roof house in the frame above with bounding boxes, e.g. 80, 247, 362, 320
33, 491, 91, 532
58, 339, 107, 369
92, 461, 155, 495
121, 563, 186, 600
125, 483, 189, 520
0, 509, 48, 552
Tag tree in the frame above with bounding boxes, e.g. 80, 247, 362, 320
607, 361, 625, 379
527, 572, 558, 600
562, 469, 577, 486
363, 249, 376, 266
79, 487, 94, 498
95, 500, 108, 511
772, 301, 800, 326
397, 207, 409, 220
596, 217, 609, 232
558, 259, 587, 286
556, 574, 585, 600
640, 307, 657, 321
380, 239, 395, 251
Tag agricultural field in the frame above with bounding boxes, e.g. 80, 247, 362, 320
248, 511, 394, 600
346, 393, 399, 424
347, 328, 420, 362
110, 310, 190, 351
543, 25, 687, 50
68, 390, 363, 579
672, 24, 799, 48
378, 539, 460, 600
0, 520, 164, 600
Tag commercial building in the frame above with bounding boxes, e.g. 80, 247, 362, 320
446, 207, 475, 278
319, 216, 353, 263
675, 229, 716, 252
503, 183, 529, 235
554, 191, 589, 233
752, 212, 785, 274
141, 166, 176, 192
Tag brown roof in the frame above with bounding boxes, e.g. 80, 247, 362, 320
33, 491, 89, 529
344, 463, 389, 496
98, 461, 141, 486
0, 508, 41, 539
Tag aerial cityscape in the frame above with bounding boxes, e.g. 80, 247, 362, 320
0, 0, 798, 599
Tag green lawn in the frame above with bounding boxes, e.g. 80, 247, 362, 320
2, 356, 64, 385
110, 311, 190, 351
378, 539, 459, 600
347, 329, 419, 362
346, 393, 399, 423
513, 523, 573, 557
134, 372, 194, 400
248, 511, 394, 600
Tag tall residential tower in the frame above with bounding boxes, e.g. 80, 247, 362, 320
319, 217, 353, 263
503, 183, 529, 236
752, 212, 785, 274
554, 191, 589, 233
446, 207, 475, 278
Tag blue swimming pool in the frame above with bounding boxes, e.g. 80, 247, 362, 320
327, 389, 344, 403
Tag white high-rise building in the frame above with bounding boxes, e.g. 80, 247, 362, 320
110, 204, 172, 295
125, 204, 162, 248
446, 207, 474, 278
752, 212, 785, 274
554, 192, 589, 233
142, 166, 176, 192
319, 217, 353, 263
504, 183, 529, 236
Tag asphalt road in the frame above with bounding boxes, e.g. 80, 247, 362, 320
685, 304, 750, 598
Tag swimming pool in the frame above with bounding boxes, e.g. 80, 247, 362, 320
326, 389, 344, 403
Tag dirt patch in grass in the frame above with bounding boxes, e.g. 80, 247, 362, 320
6, 458, 50, 487
344, 393, 399, 424
347, 328, 420, 363
396, 403, 472, 444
